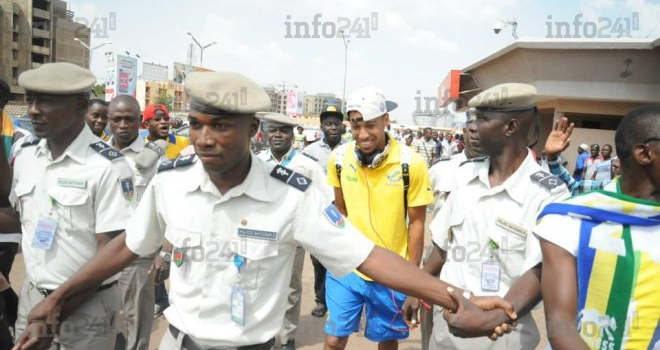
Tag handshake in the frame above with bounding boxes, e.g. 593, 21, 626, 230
402, 287, 518, 341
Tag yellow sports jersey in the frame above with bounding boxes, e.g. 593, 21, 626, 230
145, 133, 190, 160
328, 137, 433, 279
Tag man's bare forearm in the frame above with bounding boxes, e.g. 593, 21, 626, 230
358, 246, 458, 310
422, 244, 445, 276
0, 208, 21, 233
478, 264, 543, 327
407, 222, 424, 267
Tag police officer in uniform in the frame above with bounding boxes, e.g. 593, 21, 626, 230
407, 83, 570, 350
14, 71, 517, 350
107, 95, 161, 350
257, 113, 331, 350
10, 62, 136, 349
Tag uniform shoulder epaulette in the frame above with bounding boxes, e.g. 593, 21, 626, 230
270, 164, 311, 192
158, 154, 196, 172
302, 152, 318, 162
459, 156, 488, 166
22, 138, 41, 147
90, 141, 123, 161
530, 170, 563, 191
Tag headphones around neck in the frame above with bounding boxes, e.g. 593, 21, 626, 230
355, 134, 391, 169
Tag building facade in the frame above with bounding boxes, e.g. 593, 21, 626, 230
0, 0, 90, 101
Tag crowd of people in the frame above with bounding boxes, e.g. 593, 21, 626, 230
0, 63, 657, 350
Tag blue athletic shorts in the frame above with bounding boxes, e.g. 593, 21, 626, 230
324, 271, 409, 342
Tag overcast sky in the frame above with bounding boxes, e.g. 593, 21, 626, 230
71, 0, 659, 124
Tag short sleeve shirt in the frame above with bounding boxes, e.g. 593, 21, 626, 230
430, 151, 570, 297
124, 155, 374, 347
10, 126, 135, 289
327, 138, 433, 262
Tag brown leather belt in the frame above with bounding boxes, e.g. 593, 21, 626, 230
169, 325, 275, 350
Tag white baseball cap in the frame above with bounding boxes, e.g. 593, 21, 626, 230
346, 86, 398, 122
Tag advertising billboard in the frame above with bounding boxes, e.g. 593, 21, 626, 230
286, 90, 304, 116
116, 54, 138, 97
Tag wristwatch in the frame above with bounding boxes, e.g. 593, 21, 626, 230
159, 251, 172, 263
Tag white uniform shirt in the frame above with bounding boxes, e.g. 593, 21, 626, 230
430, 151, 569, 296
124, 154, 374, 347
109, 135, 158, 202
10, 125, 135, 289
257, 148, 333, 200
428, 152, 467, 214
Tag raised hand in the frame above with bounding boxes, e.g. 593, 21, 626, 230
545, 117, 575, 159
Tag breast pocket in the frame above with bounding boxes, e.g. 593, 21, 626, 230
486, 221, 528, 264
229, 232, 280, 290
14, 182, 36, 227
47, 187, 91, 234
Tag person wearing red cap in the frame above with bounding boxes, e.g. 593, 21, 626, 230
142, 104, 189, 160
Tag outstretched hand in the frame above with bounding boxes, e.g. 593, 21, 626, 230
443, 287, 517, 340
545, 117, 574, 159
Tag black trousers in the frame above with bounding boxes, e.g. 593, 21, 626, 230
310, 255, 326, 305
0, 242, 18, 349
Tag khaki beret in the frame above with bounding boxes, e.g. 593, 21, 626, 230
185, 71, 271, 114
468, 83, 537, 112
260, 113, 298, 127
18, 62, 96, 94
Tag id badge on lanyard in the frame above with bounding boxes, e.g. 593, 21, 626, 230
32, 196, 58, 250
231, 254, 247, 326
481, 240, 500, 292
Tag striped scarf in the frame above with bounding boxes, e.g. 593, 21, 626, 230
538, 179, 660, 350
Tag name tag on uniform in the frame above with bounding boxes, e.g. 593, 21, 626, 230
495, 217, 528, 238
237, 228, 277, 241
481, 261, 500, 292
231, 285, 246, 326
32, 217, 58, 250
56, 178, 87, 189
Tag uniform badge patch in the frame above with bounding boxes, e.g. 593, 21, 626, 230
323, 204, 345, 228
173, 248, 183, 267
119, 178, 134, 201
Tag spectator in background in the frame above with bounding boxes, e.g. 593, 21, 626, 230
583, 143, 603, 180
573, 143, 590, 181
413, 127, 437, 166
440, 132, 450, 157
143, 103, 190, 160
594, 143, 614, 182
293, 125, 305, 149
341, 124, 353, 142
405, 134, 414, 146
85, 99, 110, 140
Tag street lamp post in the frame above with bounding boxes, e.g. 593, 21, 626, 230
74, 38, 111, 69
186, 32, 217, 67
340, 31, 350, 113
